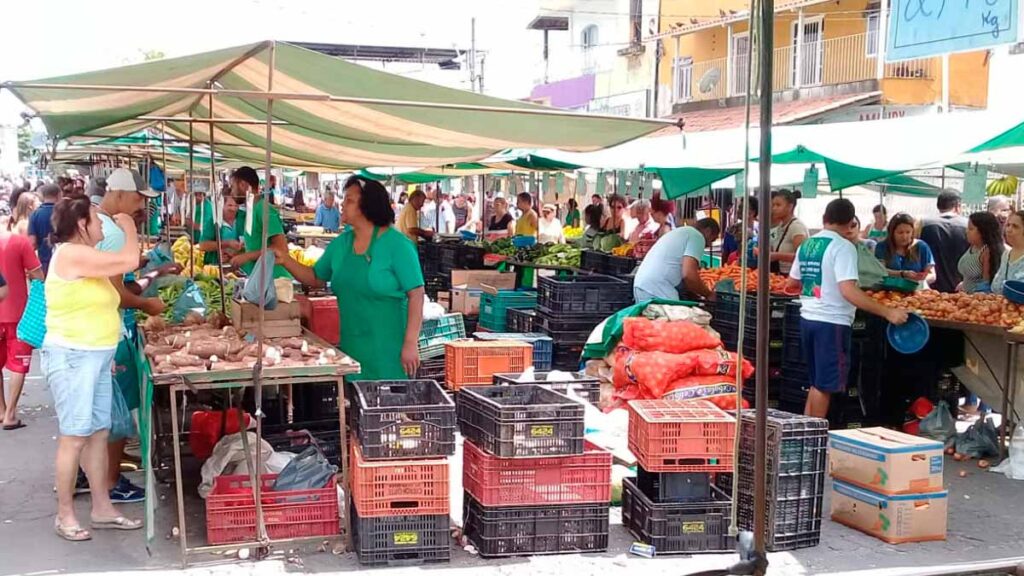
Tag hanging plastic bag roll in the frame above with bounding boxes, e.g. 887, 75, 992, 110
241, 251, 278, 310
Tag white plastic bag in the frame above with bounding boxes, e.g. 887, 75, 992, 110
991, 423, 1024, 480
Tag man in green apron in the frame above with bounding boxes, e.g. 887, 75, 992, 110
228, 167, 291, 279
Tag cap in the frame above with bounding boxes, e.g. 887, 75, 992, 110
542, 203, 556, 212
106, 168, 160, 198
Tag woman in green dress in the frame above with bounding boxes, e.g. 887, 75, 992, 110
197, 195, 243, 265
273, 176, 425, 379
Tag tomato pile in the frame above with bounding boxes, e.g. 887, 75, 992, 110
700, 264, 791, 295
867, 290, 1024, 328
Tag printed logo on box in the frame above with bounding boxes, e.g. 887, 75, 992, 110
393, 531, 419, 545
399, 424, 422, 438
530, 424, 554, 437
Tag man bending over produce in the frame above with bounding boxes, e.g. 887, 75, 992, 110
633, 218, 720, 303
786, 198, 908, 419
90, 168, 179, 503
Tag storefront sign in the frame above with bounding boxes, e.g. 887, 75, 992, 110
587, 90, 650, 119
888, 0, 1018, 60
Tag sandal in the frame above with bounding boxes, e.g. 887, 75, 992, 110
54, 517, 92, 541
91, 516, 143, 531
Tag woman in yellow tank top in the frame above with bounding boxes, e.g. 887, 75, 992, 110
513, 192, 538, 237
43, 196, 142, 541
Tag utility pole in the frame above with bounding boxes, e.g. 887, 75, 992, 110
470, 17, 477, 92
478, 53, 486, 94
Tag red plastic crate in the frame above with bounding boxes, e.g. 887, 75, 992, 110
628, 400, 736, 472
350, 443, 450, 517
444, 340, 532, 391
463, 439, 611, 506
295, 294, 340, 345
205, 474, 338, 545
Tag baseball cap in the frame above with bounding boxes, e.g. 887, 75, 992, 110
106, 168, 159, 198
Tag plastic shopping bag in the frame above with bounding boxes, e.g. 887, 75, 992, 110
109, 378, 136, 441
241, 252, 278, 310
991, 423, 1024, 480
919, 400, 957, 445
171, 280, 207, 323
17, 279, 46, 349
272, 445, 337, 492
955, 417, 1001, 459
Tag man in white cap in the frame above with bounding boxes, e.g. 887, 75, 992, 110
82, 168, 174, 503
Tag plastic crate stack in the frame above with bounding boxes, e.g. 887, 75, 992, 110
715, 409, 827, 551
443, 340, 533, 391
457, 385, 610, 558
780, 302, 886, 428
478, 289, 537, 332
473, 332, 553, 370
491, 371, 601, 405
709, 292, 793, 409
350, 380, 457, 566
579, 249, 638, 278
418, 242, 447, 301
622, 399, 737, 555
535, 273, 633, 370
415, 313, 466, 382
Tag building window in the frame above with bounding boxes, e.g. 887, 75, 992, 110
674, 56, 693, 103
866, 10, 880, 56
582, 25, 599, 72
630, 0, 643, 44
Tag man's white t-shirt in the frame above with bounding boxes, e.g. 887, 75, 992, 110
789, 229, 859, 326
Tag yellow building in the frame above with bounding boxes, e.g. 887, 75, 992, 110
656, 0, 989, 128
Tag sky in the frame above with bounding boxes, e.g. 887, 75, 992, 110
0, 0, 551, 128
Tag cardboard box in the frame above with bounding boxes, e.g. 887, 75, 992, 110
831, 479, 947, 544
829, 427, 944, 495
231, 299, 302, 338
436, 291, 451, 311
450, 270, 516, 315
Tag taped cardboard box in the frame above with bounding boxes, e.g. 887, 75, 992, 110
450, 270, 516, 316
831, 479, 947, 544
829, 427, 944, 495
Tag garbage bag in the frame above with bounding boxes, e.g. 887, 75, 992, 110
171, 280, 207, 323
919, 400, 957, 445
991, 423, 1024, 480
241, 252, 278, 310
272, 445, 337, 492
109, 377, 136, 441
955, 417, 1001, 459
198, 431, 274, 499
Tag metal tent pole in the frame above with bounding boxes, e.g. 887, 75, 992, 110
188, 121, 195, 278
753, 0, 774, 571
209, 92, 227, 315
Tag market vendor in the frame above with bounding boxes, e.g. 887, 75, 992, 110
228, 166, 291, 278
992, 210, 1024, 295
188, 190, 214, 242
314, 190, 341, 233
765, 189, 808, 275
633, 218, 720, 303
273, 176, 425, 379
396, 189, 434, 242
874, 213, 936, 290
197, 195, 242, 265
787, 198, 908, 419
514, 192, 538, 237
485, 196, 515, 238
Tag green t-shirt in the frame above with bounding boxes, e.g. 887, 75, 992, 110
241, 198, 291, 278
190, 198, 215, 242
200, 217, 241, 265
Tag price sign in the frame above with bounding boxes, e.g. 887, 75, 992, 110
888, 0, 1018, 60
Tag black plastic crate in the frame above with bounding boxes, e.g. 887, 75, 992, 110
264, 425, 342, 466
439, 243, 486, 272
462, 314, 479, 336
352, 509, 450, 566
352, 380, 456, 460
291, 381, 339, 422
537, 273, 633, 317
506, 307, 538, 333
552, 341, 586, 371
621, 477, 735, 554
533, 309, 606, 334
424, 273, 449, 300
725, 409, 828, 551
636, 469, 711, 503
579, 250, 637, 277
717, 325, 784, 368
492, 371, 600, 404
462, 493, 609, 557
457, 385, 585, 458
415, 357, 447, 382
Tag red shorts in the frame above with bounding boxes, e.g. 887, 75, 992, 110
0, 323, 33, 374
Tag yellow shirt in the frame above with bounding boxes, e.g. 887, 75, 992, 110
44, 245, 122, 350
397, 203, 420, 242
515, 209, 538, 237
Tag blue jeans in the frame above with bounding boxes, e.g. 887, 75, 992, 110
42, 344, 116, 437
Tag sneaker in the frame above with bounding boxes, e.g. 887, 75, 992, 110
109, 475, 145, 504
74, 469, 90, 495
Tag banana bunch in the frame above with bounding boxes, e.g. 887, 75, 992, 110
563, 225, 583, 240
611, 243, 635, 256
171, 235, 204, 268
987, 175, 1018, 197
289, 247, 319, 267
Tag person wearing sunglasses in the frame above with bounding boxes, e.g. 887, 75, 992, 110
273, 176, 425, 379
600, 194, 628, 237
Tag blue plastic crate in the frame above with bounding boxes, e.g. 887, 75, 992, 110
472, 332, 553, 371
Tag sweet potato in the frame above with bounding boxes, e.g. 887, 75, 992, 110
144, 344, 176, 357
167, 354, 206, 368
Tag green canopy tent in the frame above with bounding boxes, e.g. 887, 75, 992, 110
648, 167, 742, 199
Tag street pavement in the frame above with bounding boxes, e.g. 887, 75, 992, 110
1, 359, 1023, 576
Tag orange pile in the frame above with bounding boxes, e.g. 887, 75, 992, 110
867, 290, 1024, 328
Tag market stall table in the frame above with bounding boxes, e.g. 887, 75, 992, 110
148, 329, 359, 566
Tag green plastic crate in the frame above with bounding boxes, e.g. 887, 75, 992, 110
479, 290, 537, 332
418, 313, 466, 359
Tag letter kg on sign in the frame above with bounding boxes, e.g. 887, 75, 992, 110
887, 0, 1018, 61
